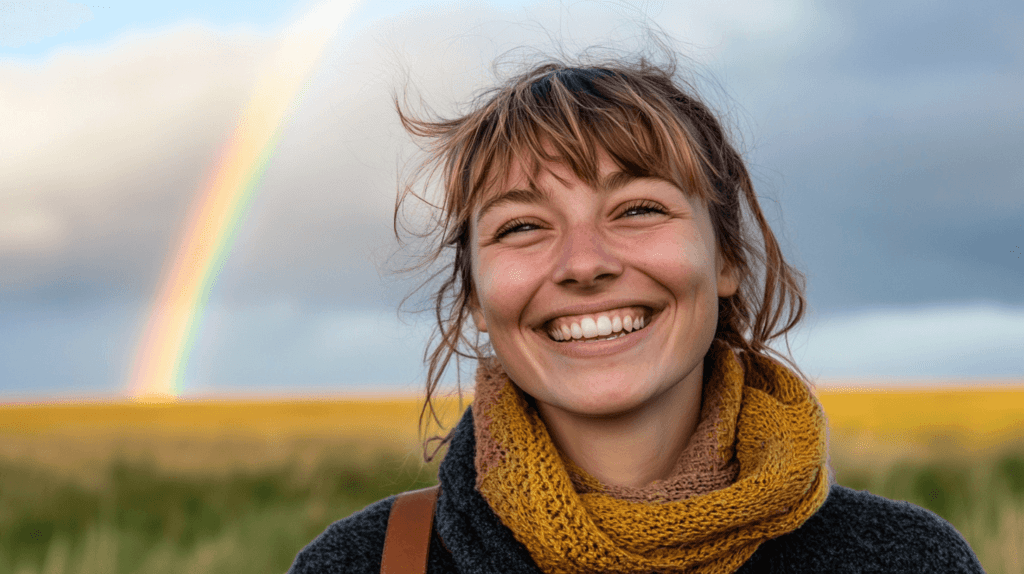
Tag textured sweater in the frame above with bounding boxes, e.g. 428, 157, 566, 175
288, 407, 984, 574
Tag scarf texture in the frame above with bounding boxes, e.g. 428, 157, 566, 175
470, 342, 830, 574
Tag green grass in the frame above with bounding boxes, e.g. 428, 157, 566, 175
0, 446, 440, 574
831, 451, 1024, 573
1, 447, 1021, 574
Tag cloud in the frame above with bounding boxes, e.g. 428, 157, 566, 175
789, 302, 1024, 380
730, 1, 1024, 310
0, 208, 66, 253
176, 303, 458, 397
0, 0, 93, 48
0, 24, 274, 297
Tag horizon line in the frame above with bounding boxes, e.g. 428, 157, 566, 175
2, 377, 1024, 406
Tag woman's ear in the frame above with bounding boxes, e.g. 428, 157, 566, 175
717, 257, 740, 298
469, 290, 488, 333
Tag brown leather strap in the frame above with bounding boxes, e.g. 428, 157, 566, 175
381, 485, 440, 574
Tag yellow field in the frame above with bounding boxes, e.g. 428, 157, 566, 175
0, 395, 471, 488
4, 386, 1022, 437
2, 385, 1022, 478
817, 386, 1024, 440
815, 386, 1024, 469
0, 395, 469, 440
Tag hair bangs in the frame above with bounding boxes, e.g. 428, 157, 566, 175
464, 67, 716, 211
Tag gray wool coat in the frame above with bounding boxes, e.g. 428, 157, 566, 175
288, 407, 984, 573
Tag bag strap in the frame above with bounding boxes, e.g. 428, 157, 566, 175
381, 485, 440, 574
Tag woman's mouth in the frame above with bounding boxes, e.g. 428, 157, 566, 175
544, 307, 653, 342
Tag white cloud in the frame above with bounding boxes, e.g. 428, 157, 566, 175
0, 24, 274, 291
787, 302, 1024, 381
0, 0, 93, 48
0, 207, 65, 253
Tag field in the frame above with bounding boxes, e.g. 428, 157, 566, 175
1, 387, 1022, 574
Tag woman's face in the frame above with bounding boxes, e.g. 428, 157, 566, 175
469, 154, 738, 418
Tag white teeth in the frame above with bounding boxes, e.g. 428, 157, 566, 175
547, 311, 651, 342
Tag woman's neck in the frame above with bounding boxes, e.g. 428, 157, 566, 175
534, 364, 704, 490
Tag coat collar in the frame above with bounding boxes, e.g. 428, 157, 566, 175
435, 407, 545, 573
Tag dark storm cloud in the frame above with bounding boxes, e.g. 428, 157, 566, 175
741, 0, 1024, 310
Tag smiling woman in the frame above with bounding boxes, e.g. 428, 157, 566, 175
288, 45, 984, 574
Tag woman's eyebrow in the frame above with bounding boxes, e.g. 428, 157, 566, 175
475, 186, 551, 223
475, 171, 640, 223
598, 171, 640, 193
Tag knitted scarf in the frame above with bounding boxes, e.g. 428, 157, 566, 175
470, 342, 830, 574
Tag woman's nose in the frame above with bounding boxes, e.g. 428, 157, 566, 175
551, 224, 624, 287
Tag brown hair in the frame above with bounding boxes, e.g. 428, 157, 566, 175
394, 51, 806, 463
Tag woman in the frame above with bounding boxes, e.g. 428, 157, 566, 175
289, 52, 983, 573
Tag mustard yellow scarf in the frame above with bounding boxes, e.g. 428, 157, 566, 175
471, 342, 830, 574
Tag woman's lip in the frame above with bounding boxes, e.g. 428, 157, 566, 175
537, 309, 660, 358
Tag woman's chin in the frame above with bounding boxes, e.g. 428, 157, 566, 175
542, 374, 657, 418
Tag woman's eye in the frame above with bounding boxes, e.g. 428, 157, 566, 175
495, 219, 540, 239
620, 201, 666, 218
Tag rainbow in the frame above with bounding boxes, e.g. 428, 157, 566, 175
129, 1, 361, 401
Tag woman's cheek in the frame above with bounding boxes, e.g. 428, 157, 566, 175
479, 253, 539, 319
637, 235, 705, 284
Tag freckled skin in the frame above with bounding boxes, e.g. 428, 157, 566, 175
469, 155, 739, 488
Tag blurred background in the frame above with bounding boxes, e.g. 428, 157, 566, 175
1, 0, 1022, 573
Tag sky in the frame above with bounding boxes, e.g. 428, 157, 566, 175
1, 0, 1022, 401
